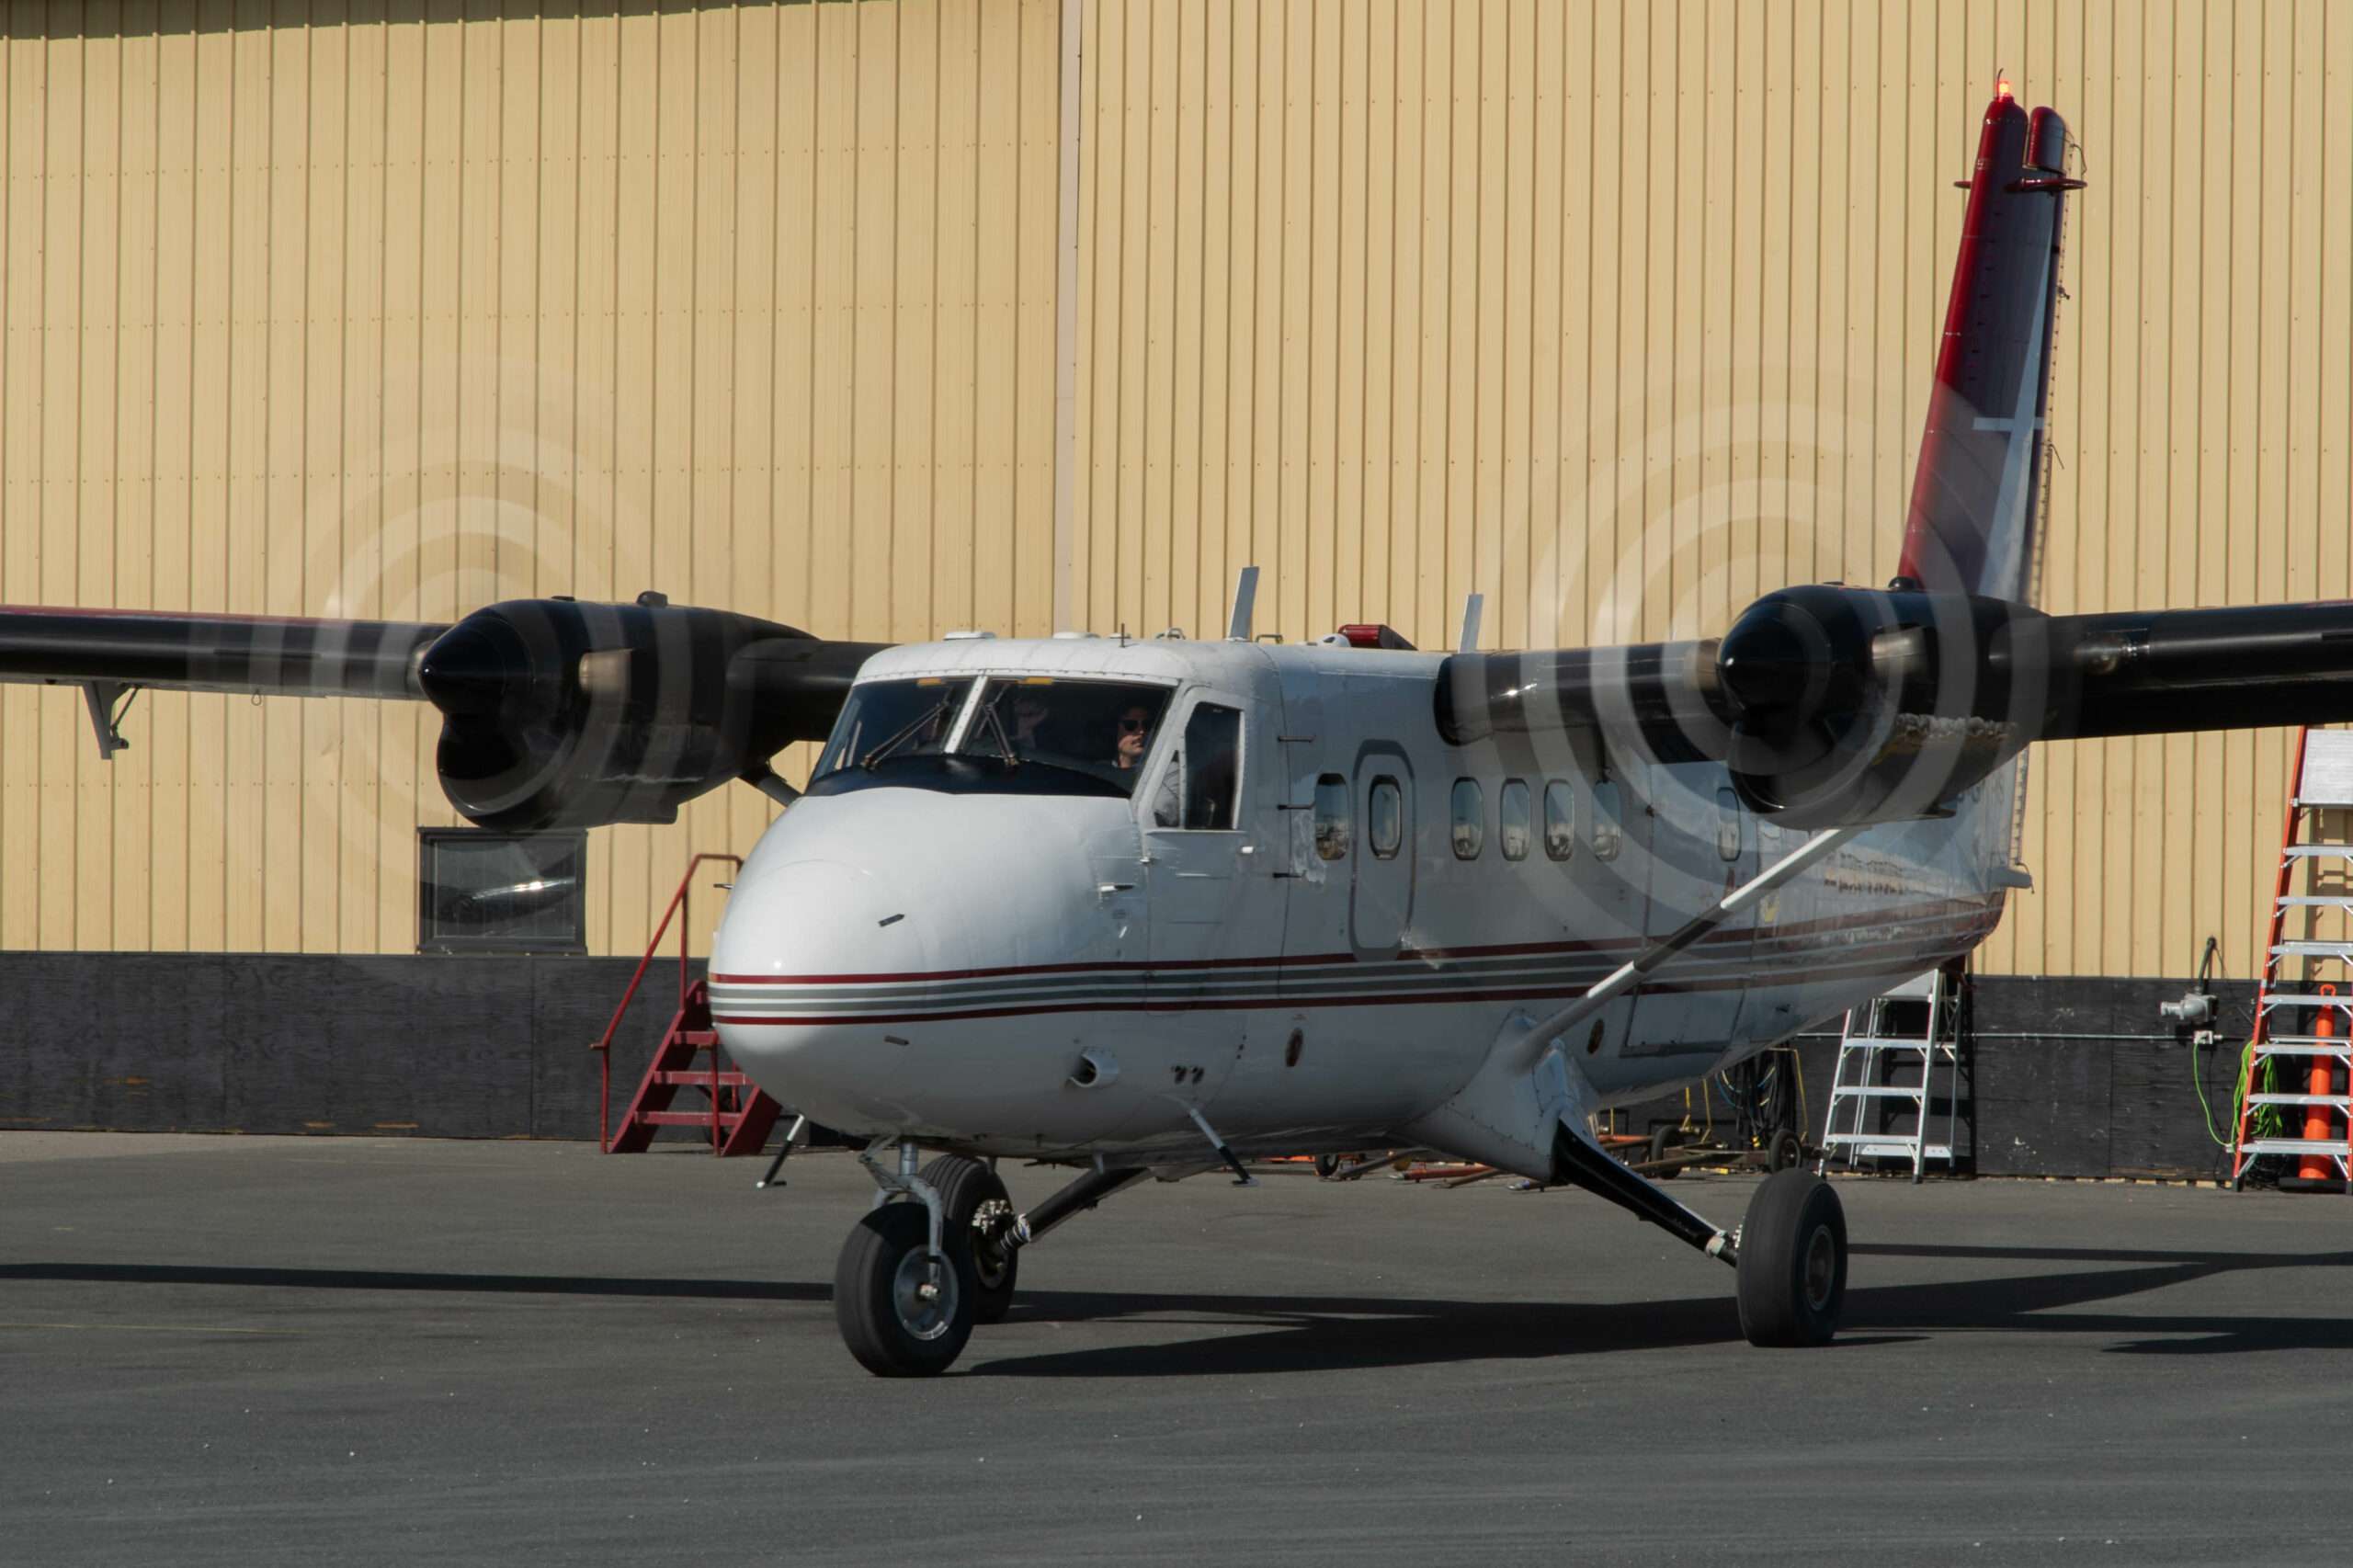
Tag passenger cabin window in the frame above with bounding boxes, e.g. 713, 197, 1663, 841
1716, 786, 1744, 862
1591, 779, 1623, 861
1313, 773, 1351, 860
1156, 701, 1243, 830
1543, 780, 1576, 860
1450, 778, 1485, 859
1498, 779, 1531, 861
1369, 777, 1404, 859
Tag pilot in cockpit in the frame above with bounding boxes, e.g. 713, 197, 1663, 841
1113, 704, 1154, 772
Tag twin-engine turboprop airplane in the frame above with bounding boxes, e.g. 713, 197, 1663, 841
11, 85, 2353, 1375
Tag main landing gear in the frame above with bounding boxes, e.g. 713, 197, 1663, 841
1551, 1123, 1848, 1346
834, 1139, 1144, 1377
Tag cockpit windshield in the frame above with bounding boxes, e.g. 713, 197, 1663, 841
810, 676, 1177, 800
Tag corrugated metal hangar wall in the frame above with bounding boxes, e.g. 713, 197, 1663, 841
0, 0, 2348, 983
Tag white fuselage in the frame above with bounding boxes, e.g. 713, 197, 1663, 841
709, 636, 2013, 1172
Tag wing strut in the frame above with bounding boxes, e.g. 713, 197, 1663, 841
1507, 824, 1869, 1074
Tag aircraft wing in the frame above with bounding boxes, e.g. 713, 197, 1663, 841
0, 597, 887, 830
1438, 589, 2353, 830
0, 605, 444, 699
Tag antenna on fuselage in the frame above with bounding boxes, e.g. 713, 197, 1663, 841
1226, 565, 1260, 641
1457, 593, 1484, 653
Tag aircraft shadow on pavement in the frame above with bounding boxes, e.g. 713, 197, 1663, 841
11, 1241, 2350, 1376
967, 1241, 2353, 1377
0, 1262, 830, 1304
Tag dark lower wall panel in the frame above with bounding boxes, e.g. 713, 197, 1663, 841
0, 957, 2268, 1177
1, 953, 666, 1144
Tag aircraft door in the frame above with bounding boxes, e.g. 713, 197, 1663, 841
1349, 752, 1414, 952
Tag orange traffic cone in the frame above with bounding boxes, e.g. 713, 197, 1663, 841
2300, 984, 2341, 1187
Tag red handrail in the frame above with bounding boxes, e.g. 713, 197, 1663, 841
593, 852, 745, 1152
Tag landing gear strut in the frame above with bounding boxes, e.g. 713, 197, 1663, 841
1550, 1122, 1847, 1347
833, 1141, 1146, 1377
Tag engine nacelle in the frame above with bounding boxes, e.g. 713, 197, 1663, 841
1715, 585, 2046, 828
417, 597, 880, 831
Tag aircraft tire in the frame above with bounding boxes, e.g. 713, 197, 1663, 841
833, 1201, 977, 1377
1735, 1168, 1847, 1347
918, 1154, 1019, 1324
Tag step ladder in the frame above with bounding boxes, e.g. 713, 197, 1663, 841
2232, 727, 2353, 1189
1819, 968, 1963, 1182
596, 852, 784, 1157
604, 978, 782, 1156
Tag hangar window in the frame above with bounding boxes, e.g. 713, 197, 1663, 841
1543, 780, 1576, 860
1313, 773, 1351, 859
1450, 778, 1484, 859
1498, 778, 1532, 861
418, 829, 587, 955
1369, 776, 1404, 859
1591, 780, 1623, 861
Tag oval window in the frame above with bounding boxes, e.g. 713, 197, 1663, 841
1543, 780, 1576, 860
1592, 779, 1623, 861
1716, 785, 1744, 862
1499, 778, 1531, 861
1369, 777, 1404, 859
1450, 778, 1485, 860
1313, 773, 1351, 860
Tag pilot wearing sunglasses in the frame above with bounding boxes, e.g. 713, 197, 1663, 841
1113, 705, 1153, 770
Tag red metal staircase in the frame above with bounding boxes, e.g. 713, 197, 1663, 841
596, 853, 783, 1157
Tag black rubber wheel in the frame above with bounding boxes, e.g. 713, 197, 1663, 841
918, 1154, 1018, 1324
1313, 1153, 1342, 1180
1735, 1167, 1847, 1347
833, 1201, 977, 1377
1768, 1128, 1805, 1173
1647, 1126, 1680, 1180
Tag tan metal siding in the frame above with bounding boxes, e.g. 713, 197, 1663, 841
0, 0, 1063, 956
3, 0, 2351, 983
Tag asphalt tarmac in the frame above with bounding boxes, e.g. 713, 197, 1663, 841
5, 1131, 2348, 1567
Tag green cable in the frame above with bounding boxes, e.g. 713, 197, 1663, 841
2197, 1033, 2282, 1150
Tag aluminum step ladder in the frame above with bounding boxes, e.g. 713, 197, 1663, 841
1819, 969, 1961, 1182
2232, 727, 2353, 1189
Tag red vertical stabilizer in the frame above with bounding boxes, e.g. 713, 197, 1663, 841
1895, 85, 2084, 605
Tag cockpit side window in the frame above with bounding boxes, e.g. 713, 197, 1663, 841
1313, 773, 1351, 859
1155, 701, 1243, 830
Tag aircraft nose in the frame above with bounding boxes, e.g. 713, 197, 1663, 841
707, 857, 948, 1130
710, 856, 933, 993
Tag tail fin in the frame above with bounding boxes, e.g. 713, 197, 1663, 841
1895, 84, 2082, 605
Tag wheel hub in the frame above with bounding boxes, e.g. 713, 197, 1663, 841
892, 1250, 959, 1341
1802, 1223, 1836, 1311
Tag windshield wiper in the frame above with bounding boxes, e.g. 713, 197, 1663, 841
972, 699, 1020, 767
860, 697, 961, 770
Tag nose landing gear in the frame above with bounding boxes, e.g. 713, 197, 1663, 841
835, 1141, 1148, 1376
834, 1200, 977, 1376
